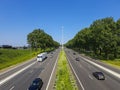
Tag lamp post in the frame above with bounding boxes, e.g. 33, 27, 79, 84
61, 26, 64, 49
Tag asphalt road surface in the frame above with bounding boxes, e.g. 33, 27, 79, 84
0, 48, 60, 90
65, 48, 120, 90
0, 47, 120, 90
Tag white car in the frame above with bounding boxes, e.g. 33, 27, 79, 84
37, 52, 47, 62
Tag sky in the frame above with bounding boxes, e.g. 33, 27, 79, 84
0, 0, 120, 46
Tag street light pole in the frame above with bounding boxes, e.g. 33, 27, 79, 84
62, 26, 64, 49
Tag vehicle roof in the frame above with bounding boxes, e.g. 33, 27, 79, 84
33, 78, 42, 82
29, 78, 43, 90
37, 52, 47, 56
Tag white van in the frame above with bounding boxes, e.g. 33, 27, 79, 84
37, 52, 47, 62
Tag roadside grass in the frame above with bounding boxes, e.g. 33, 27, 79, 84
76, 50, 120, 69
54, 49, 78, 90
0, 49, 39, 70
101, 59, 120, 69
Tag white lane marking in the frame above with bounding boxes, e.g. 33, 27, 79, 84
79, 56, 120, 79
41, 69, 45, 73
0, 62, 36, 86
9, 86, 15, 90
88, 75, 93, 80
46, 52, 59, 90
66, 56, 85, 90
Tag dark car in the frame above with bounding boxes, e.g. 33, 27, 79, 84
75, 57, 79, 61
51, 52, 53, 54
28, 78, 43, 90
93, 72, 105, 80
73, 52, 76, 55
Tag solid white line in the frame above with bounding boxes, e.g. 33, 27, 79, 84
0, 62, 36, 86
46, 53, 59, 90
88, 75, 93, 80
79, 56, 120, 79
9, 86, 15, 90
66, 55, 85, 90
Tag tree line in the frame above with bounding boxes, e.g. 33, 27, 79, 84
27, 29, 59, 51
65, 17, 120, 60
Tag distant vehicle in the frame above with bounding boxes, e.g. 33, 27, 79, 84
75, 57, 79, 61
51, 52, 53, 54
73, 52, 76, 55
28, 78, 43, 90
37, 52, 47, 62
93, 72, 105, 80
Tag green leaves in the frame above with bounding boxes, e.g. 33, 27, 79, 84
27, 29, 59, 50
66, 17, 120, 60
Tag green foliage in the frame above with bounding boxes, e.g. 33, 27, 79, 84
101, 59, 120, 69
27, 29, 59, 50
0, 49, 38, 70
65, 17, 120, 60
55, 50, 78, 90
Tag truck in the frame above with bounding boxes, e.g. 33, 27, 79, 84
37, 52, 47, 62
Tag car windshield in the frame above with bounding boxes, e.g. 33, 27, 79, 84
37, 56, 42, 58
97, 72, 103, 75
32, 82, 39, 86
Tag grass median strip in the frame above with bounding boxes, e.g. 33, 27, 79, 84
54, 49, 78, 90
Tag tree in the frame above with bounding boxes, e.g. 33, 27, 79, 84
27, 29, 59, 50
66, 17, 120, 59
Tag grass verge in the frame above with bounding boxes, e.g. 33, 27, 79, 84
0, 49, 39, 70
54, 49, 78, 90
101, 59, 120, 69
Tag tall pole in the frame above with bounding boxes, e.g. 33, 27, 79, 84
62, 26, 64, 49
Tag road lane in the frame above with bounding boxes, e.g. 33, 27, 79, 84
65, 48, 120, 90
0, 48, 60, 90
0, 62, 36, 86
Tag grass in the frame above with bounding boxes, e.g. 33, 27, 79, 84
75, 50, 120, 69
101, 59, 120, 69
0, 49, 39, 70
54, 49, 78, 90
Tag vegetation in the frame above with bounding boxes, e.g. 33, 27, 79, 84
54, 49, 78, 90
27, 29, 59, 50
0, 29, 59, 70
65, 17, 120, 60
101, 59, 120, 69
0, 49, 38, 70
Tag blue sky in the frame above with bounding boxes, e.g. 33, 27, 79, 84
0, 0, 120, 46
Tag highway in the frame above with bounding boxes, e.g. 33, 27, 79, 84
0, 47, 120, 90
0, 48, 60, 90
65, 48, 120, 90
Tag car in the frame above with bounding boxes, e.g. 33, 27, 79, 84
73, 52, 76, 55
51, 52, 53, 54
93, 72, 105, 80
75, 57, 79, 61
28, 78, 43, 90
